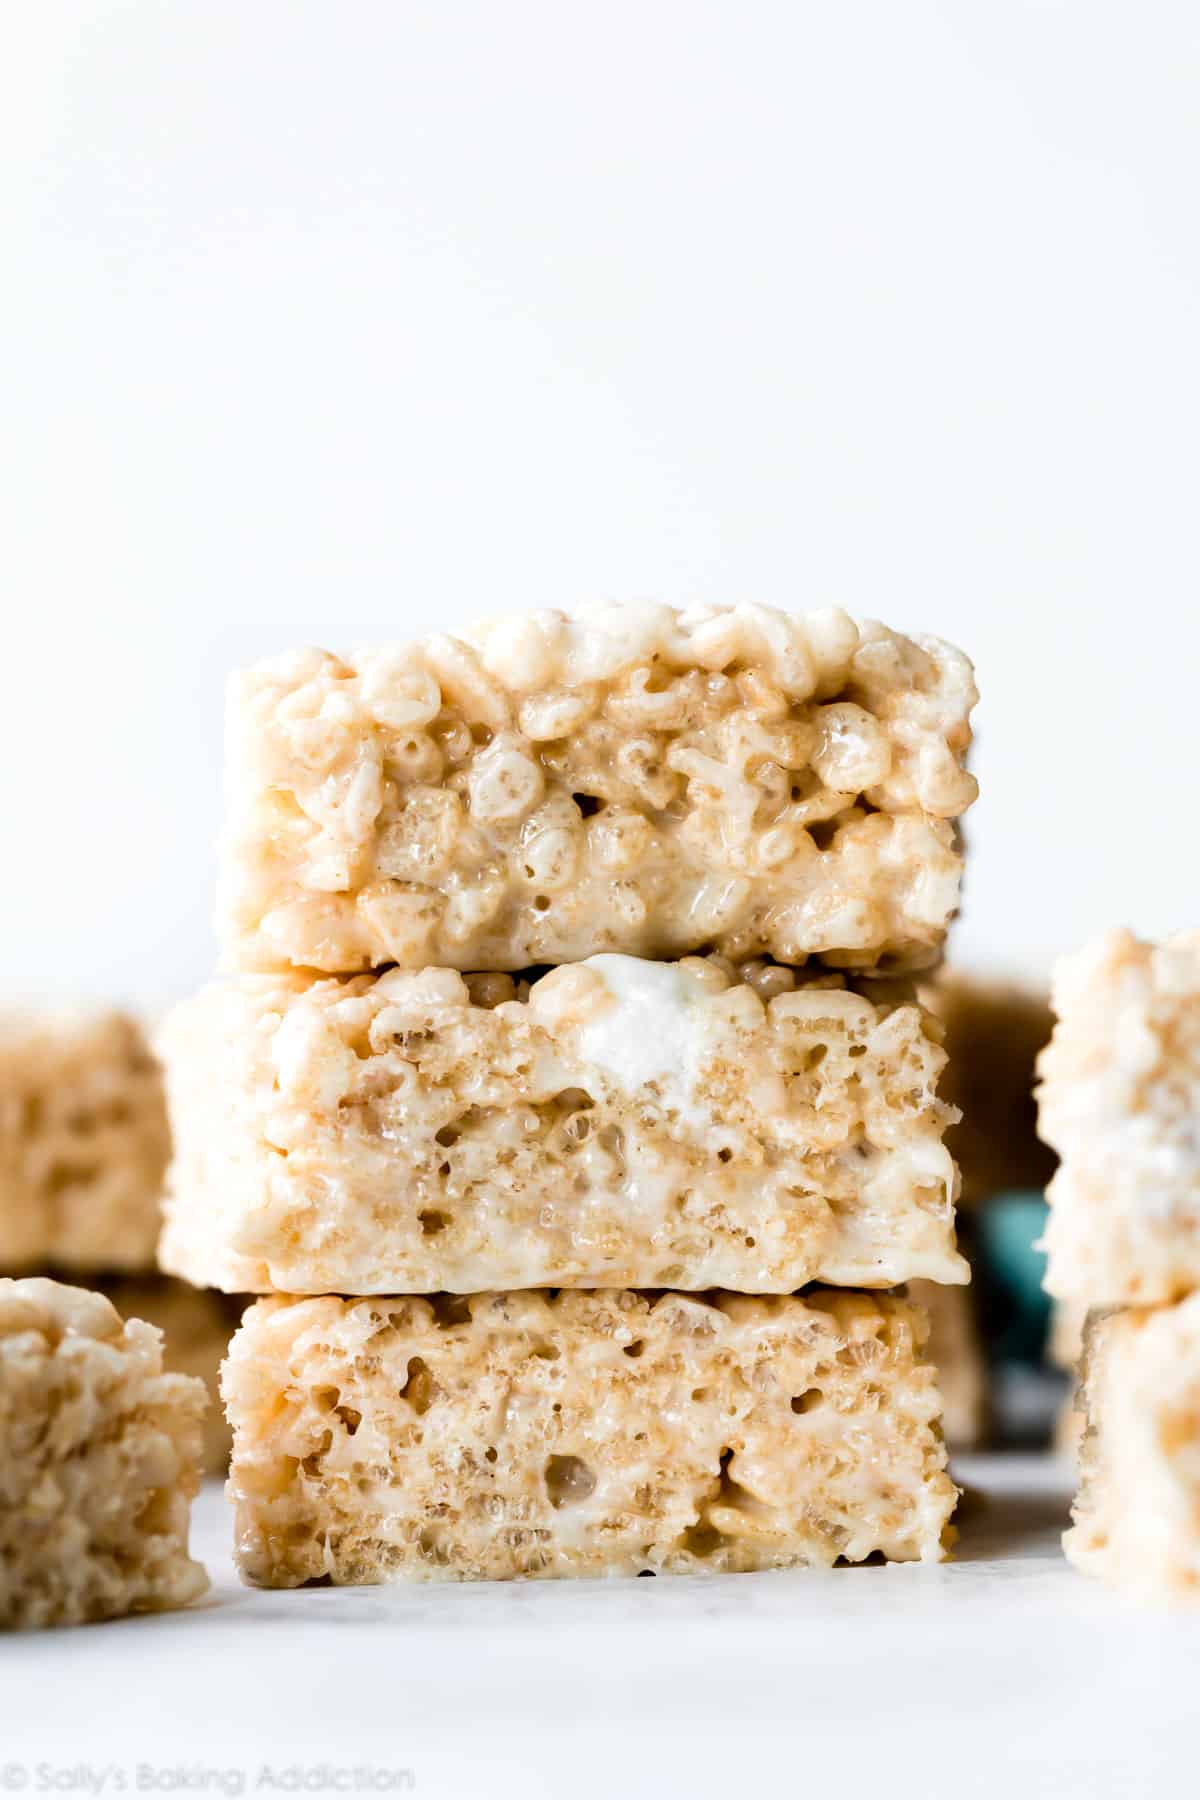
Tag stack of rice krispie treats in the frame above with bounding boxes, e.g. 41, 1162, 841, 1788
161, 601, 979, 1583
1038, 930, 1200, 1596
0, 1011, 235, 1472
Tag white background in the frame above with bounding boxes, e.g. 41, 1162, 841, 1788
4, 1, 1200, 1006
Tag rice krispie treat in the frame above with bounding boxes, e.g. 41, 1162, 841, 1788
1037, 930, 1200, 1306
0, 1011, 168, 1273
924, 973, 1056, 1206
220, 604, 977, 977
224, 1287, 957, 1584
0, 1279, 208, 1629
1065, 1296, 1200, 1596
907, 1278, 988, 1448
102, 1278, 240, 1473
159, 954, 966, 1295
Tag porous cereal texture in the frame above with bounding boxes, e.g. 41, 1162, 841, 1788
1037, 930, 1200, 1306
159, 955, 965, 1295
220, 604, 977, 977
907, 1278, 988, 1448
0, 1278, 208, 1629
102, 1278, 241, 1473
923, 973, 1056, 1206
224, 1288, 957, 1584
1065, 1296, 1200, 1597
0, 1011, 168, 1274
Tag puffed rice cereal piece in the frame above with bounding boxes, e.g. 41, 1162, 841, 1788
0, 1011, 168, 1274
219, 604, 977, 976
224, 1287, 957, 1584
158, 955, 966, 1295
1037, 930, 1200, 1306
0, 1279, 208, 1629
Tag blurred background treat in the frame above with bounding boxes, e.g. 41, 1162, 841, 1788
907, 1279, 989, 1450
0, 1011, 168, 1273
928, 977, 1056, 1209
0, 1009, 237, 1471
919, 973, 1061, 1448
98, 1278, 241, 1473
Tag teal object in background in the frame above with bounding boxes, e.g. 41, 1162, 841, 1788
976, 1190, 1051, 1364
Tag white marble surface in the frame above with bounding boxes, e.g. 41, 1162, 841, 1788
1, 1455, 1194, 1798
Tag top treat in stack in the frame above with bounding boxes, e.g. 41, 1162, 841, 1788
218, 603, 977, 977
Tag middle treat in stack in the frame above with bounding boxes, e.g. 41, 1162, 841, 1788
162, 601, 978, 1583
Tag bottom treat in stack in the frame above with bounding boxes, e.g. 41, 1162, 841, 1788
224, 1287, 957, 1584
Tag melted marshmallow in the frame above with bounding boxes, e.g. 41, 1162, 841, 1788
574, 956, 720, 1125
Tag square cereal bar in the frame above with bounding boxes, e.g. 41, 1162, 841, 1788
1065, 1296, 1200, 1596
0, 1279, 208, 1629
220, 604, 976, 976
1037, 930, 1200, 1306
159, 955, 966, 1295
0, 1011, 168, 1274
223, 1288, 957, 1584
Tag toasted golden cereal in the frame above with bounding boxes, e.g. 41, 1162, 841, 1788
159, 955, 966, 1295
1038, 931, 1200, 1306
0, 1279, 208, 1629
1065, 1296, 1200, 1597
0, 1011, 168, 1274
220, 604, 976, 976
223, 1288, 956, 1584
